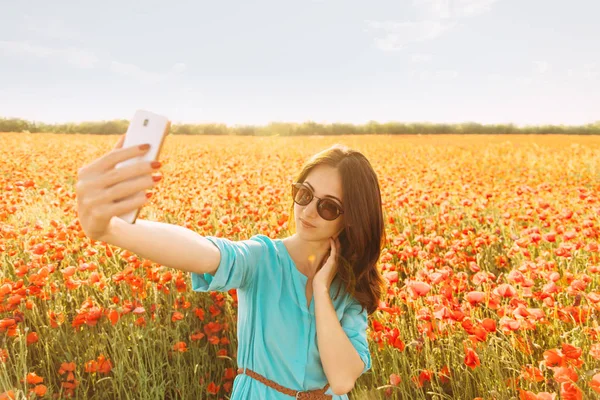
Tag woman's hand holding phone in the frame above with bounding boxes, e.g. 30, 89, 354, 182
75, 135, 162, 241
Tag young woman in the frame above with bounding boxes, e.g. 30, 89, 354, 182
76, 137, 386, 399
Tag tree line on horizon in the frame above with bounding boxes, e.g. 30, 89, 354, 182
1, 116, 599, 136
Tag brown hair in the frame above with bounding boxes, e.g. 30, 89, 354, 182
289, 144, 386, 316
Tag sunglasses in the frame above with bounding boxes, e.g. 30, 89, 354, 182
291, 182, 344, 221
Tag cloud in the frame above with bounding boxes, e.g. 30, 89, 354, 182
64, 47, 99, 68
109, 61, 165, 84
0, 40, 98, 68
492, 61, 599, 85
516, 76, 533, 85
2, 16, 94, 67
367, 0, 500, 51
533, 61, 550, 74
457, 0, 499, 17
110, 61, 188, 84
410, 69, 459, 80
583, 63, 598, 79
433, 69, 459, 79
486, 73, 503, 82
413, 0, 500, 19
6, 15, 186, 84
22, 15, 80, 41
565, 63, 598, 79
411, 53, 433, 62
0, 40, 53, 57
1, 39, 187, 85
365, 20, 456, 51
171, 63, 187, 74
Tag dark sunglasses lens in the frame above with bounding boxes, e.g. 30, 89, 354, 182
293, 185, 312, 205
318, 200, 340, 220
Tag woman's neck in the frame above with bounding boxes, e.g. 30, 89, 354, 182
283, 234, 331, 279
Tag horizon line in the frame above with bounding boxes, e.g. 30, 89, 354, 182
2, 115, 599, 129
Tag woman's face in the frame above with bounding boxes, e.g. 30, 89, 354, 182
294, 165, 345, 240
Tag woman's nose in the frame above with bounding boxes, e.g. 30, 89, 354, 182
303, 197, 319, 218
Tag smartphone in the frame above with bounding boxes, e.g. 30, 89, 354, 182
114, 109, 171, 224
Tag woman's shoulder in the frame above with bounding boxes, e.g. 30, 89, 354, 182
202, 234, 279, 263
244, 234, 285, 261
246, 234, 278, 250
209, 233, 274, 248
206, 234, 290, 266
247, 233, 273, 243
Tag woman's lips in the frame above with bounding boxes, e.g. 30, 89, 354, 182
300, 218, 316, 228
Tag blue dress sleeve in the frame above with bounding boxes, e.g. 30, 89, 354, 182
190, 235, 266, 292
340, 298, 372, 375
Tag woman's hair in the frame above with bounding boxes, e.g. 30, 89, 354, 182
289, 144, 386, 316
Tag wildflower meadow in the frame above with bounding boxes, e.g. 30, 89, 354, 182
1, 132, 600, 399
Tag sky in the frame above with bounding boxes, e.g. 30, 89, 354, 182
1, 0, 599, 127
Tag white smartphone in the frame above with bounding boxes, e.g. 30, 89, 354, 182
114, 109, 171, 224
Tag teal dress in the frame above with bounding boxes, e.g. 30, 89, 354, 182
191, 234, 372, 399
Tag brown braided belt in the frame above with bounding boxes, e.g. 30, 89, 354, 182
237, 367, 333, 399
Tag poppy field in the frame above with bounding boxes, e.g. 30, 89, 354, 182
1, 132, 600, 399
